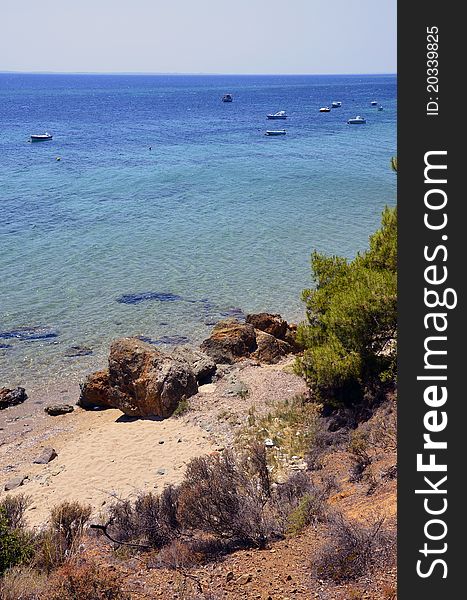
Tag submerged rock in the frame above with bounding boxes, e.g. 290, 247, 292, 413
200, 319, 257, 364
116, 292, 183, 305
64, 345, 93, 357
79, 338, 198, 418
0, 326, 58, 341
137, 335, 190, 346
0, 387, 28, 410
218, 307, 246, 321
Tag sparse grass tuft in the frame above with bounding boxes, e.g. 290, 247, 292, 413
173, 397, 190, 417
0, 566, 48, 600
236, 395, 320, 473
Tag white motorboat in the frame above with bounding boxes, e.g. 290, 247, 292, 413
331, 101, 342, 108
370, 100, 378, 106
378, 105, 384, 111
265, 130, 287, 136
319, 107, 331, 112
30, 132, 53, 142
222, 93, 233, 102
267, 110, 287, 120
347, 116, 366, 124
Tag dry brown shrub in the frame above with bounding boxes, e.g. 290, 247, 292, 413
107, 485, 180, 549
33, 501, 91, 572
178, 450, 274, 548
156, 539, 202, 570
313, 512, 395, 582
44, 560, 130, 600
50, 501, 91, 544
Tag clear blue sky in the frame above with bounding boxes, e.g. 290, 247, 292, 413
1, 0, 396, 74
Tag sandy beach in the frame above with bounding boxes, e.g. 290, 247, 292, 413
0, 358, 306, 528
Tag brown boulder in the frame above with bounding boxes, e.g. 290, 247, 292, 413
4, 476, 27, 491
33, 448, 58, 464
200, 319, 257, 364
78, 370, 112, 409
246, 313, 288, 340
252, 330, 293, 364
169, 347, 217, 384
79, 338, 198, 418
0, 387, 28, 410
283, 323, 304, 352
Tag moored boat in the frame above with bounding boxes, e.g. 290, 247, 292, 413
319, 107, 331, 112
222, 93, 233, 102
331, 101, 342, 108
347, 116, 366, 124
267, 110, 287, 120
370, 100, 378, 106
30, 132, 53, 142
265, 129, 287, 136
378, 105, 384, 111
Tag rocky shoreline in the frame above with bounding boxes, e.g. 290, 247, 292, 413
78, 313, 301, 418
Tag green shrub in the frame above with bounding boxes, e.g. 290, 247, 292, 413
173, 397, 189, 417
0, 509, 33, 576
286, 493, 322, 536
296, 206, 397, 406
0, 494, 31, 530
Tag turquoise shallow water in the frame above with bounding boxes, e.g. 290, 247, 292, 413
0, 73, 396, 388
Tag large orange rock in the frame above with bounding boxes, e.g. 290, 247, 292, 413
200, 319, 257, 364
246, 313, 288, 340
251, 330, 293, 364
78, 370, 112, 410
79, 338, 198, 418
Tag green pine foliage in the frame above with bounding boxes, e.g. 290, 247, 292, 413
0, 509, 33, 576
295, 206, 397, 406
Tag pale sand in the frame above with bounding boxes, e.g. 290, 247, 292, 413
1, 405, 215, 528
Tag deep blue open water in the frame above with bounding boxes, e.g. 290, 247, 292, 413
0, 73, 396, 387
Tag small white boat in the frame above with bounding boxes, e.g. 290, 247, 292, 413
347, 116, 366, 124
319, 107, 331, 112
30, 132, 53, 142
331, 101, 342, 108
222, 93, 233, 102
378, 105, 384, 111
265, 130, 287, 136
370, 100, 378, 106
267, 110, 287, 120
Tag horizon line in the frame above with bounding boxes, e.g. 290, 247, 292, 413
0, 70, 397, 77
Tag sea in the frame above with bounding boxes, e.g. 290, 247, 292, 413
0, 73, 396, 389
